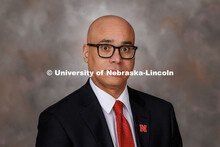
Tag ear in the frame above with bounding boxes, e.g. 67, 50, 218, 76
83, 44, 89, 63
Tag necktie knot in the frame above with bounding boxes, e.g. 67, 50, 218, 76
113, 100, 123, 115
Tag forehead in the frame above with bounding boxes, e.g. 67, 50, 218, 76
91, 25, 134, 44
88, 18, 135, 44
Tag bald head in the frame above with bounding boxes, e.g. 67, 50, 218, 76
83, 15, 136, 95
87, 15, 135, 45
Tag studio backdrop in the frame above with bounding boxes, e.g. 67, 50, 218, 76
0, 0, 220, 147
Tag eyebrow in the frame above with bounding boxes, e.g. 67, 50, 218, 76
122, 41, 132, 45
99, 39, 133, 45
99, 39, 113, 43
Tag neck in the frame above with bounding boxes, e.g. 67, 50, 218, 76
91, 78, 127, 98
102, 85, 126, 98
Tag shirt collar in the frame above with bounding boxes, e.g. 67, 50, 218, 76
89, 78, 131, 114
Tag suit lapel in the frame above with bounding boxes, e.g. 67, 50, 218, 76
128, 87, 151, 147
78, 81, 151, 147
79, 80, 114, 147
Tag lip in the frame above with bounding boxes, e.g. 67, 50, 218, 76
107, 69, 121, 72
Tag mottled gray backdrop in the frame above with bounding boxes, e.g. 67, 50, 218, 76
1, 0, 220, 146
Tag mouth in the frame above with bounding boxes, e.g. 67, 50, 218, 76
106, 69, 121, 72
102, 69, 130, 77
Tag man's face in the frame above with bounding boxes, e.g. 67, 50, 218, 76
83, 17, 135, 90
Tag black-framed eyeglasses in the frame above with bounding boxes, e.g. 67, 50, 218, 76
87, 43, 138, 59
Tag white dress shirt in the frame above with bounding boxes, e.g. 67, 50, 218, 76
89, 79, 137, 147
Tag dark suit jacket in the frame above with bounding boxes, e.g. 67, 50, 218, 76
36, 80, 182, 147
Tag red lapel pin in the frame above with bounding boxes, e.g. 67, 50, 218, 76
139, 124, 147, 133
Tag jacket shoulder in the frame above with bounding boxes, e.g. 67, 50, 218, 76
128, 86, 173, 108
40, 86, 82, 117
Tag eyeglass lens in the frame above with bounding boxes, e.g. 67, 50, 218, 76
98, 44, 134, 58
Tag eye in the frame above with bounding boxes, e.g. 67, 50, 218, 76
100, 45, 110, 51
121, 46, 130, 52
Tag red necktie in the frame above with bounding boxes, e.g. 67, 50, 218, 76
113, 100, 135, 147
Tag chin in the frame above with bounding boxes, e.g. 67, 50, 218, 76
102, 75, 127, 87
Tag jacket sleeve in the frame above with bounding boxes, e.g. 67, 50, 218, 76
168, 102, 183, 147
36, 111, 72, 147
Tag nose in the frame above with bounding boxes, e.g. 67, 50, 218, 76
109, 49, 122, 64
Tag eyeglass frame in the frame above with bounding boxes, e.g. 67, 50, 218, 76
87, 43, 138, 59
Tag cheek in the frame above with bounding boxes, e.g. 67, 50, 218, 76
88, 51, 104, 71
124, 60, 135, 71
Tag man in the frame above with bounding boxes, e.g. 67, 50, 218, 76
36, 15, 182, 147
